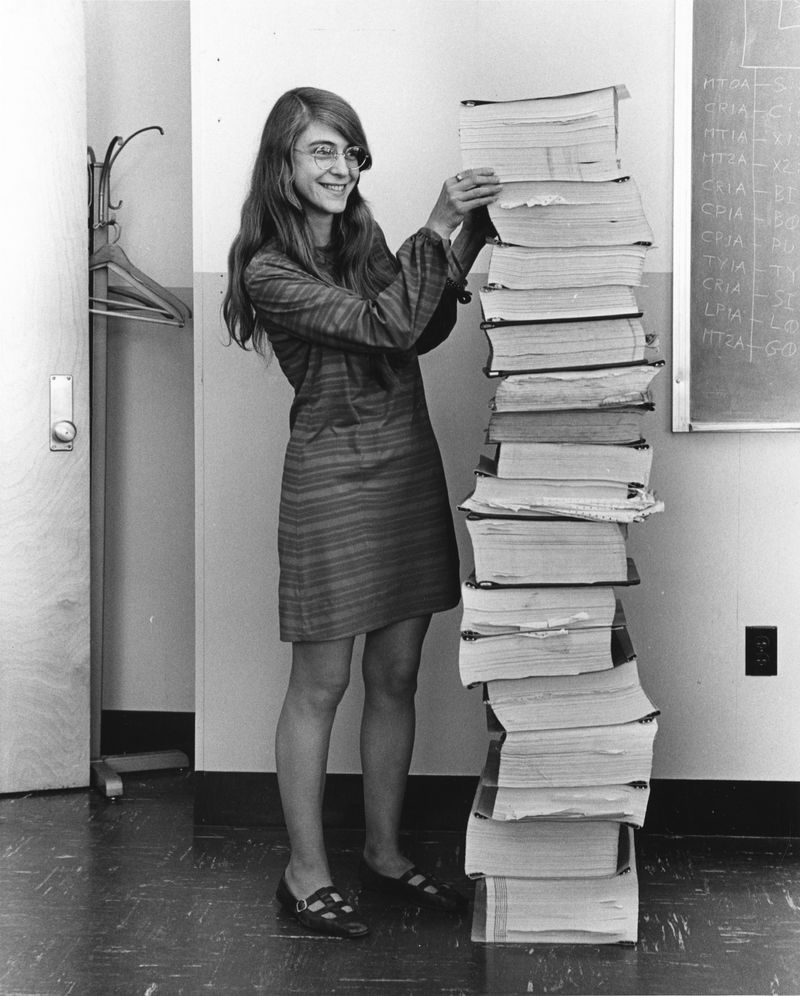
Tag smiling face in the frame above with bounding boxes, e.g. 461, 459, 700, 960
292, 122, 360, 245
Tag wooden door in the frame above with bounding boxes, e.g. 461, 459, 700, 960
0, 2, 91, 792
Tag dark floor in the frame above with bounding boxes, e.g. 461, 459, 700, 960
0, 772, 798, 996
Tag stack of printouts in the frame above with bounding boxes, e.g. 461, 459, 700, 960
457, 86, 663, 945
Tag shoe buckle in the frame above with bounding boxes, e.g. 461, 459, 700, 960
295, 899, 308, 912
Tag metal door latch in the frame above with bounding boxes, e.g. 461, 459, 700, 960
50, 375, 77, 451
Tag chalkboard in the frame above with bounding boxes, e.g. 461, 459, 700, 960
673, 0, 800, 429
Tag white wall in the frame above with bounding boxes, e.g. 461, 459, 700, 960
85, 0, 193, 287
193, 0, 800, 781
85, 0, 194, 712
191, 0, 673, 274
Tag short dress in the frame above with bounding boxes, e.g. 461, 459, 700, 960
244, 225, 464, 642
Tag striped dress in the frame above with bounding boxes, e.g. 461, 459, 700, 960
244, 225, 462, 642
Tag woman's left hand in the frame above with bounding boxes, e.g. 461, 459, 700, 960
459, 202, 499, 241
425, 168, 502, 240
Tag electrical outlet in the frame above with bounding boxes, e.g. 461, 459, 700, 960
745, 626, 777, 676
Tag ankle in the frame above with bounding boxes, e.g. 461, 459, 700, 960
284, 858, 334, 900
362, 844, 412, 878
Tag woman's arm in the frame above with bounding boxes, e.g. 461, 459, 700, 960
415, 175, 503, 355
451, 204, 498, 276
432, 169, 502, 309
423, 168, 502, 242
245, 228, 452, 355
414, 284, 459, 355
245, 170, 501, 355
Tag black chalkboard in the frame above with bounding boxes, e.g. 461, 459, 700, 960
679, 0, 800, 428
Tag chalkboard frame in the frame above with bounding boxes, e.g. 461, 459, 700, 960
672, 0, 800, 432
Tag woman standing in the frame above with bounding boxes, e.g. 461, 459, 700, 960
224, 86, 500, 938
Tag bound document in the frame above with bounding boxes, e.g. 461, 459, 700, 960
479, 284, 640, 323
483, 657, 658, 731
488, 177, 653, 248
465, 516, 631, 586
472, 777, 651, 828
460, 86, 629, 183
490, 363, 663, 413
458, 611, 635, 686
487, 243, 649, 291
486, 405, 651, 445
483, 317, 659, 375
489, 718, 658, 789
465, 810, 625, 880
471, 827, 639, 944
460, 577, 617, 635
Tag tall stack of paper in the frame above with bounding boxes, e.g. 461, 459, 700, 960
458, 86, 662, 945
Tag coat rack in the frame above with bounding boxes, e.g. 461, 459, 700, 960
88, 127, 191, 798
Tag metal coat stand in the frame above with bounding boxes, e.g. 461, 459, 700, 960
88, 127, 191, 798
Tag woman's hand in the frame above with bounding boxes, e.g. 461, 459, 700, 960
424, 168, 502, 241
459, 204, 499, 241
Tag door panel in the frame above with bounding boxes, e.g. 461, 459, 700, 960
0, 2, 90, 792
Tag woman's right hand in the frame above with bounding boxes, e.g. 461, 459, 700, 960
424, 168, 502, 240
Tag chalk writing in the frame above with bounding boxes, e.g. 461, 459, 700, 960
685, 0, 800, 423
693, 69, 800, 369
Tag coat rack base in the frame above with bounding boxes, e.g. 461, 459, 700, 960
91, 751, 190, 799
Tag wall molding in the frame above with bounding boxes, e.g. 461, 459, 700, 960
194, 772, 800, 837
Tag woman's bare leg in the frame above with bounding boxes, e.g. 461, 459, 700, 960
276, 635, 354, 899
360, 615, 431, 875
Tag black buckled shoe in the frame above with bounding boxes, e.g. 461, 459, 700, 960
275, 876, 370, 938
359, 857, 469, 912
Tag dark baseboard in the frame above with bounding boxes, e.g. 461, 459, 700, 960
193, 771, 800, 837
645, 779, 800, 836
101, 710, 195, 768
193, 771, 478, 832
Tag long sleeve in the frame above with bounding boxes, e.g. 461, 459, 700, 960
244, 227, 452, 355
414, 283, 458, 355
414, 219, 490, 355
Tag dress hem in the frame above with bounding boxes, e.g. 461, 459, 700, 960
278, 595, 461, 644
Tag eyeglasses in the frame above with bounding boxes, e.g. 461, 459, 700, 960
295, 144, 370, 172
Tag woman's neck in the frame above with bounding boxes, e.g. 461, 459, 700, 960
307, 213, 333, 248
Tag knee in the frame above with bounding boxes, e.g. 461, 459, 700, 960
365, 660, 419, 704
286, 639, 353, 716
299, 679, 348, 713
287, 670, 350, 716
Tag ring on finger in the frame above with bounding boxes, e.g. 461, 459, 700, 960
455, 172, 464, 182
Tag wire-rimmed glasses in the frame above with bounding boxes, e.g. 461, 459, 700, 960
295, 144, 371, 172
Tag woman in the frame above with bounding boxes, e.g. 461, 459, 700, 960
224, 86, 500, 939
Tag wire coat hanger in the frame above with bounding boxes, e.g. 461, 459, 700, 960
89, 126, 191, 329
90, 243, 191, 326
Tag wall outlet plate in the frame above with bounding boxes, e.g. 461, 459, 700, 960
745, 626, 777, 676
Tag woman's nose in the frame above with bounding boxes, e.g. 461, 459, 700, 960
328, 154, 350, 176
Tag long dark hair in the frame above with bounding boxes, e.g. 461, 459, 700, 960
224, 86, 386, 354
